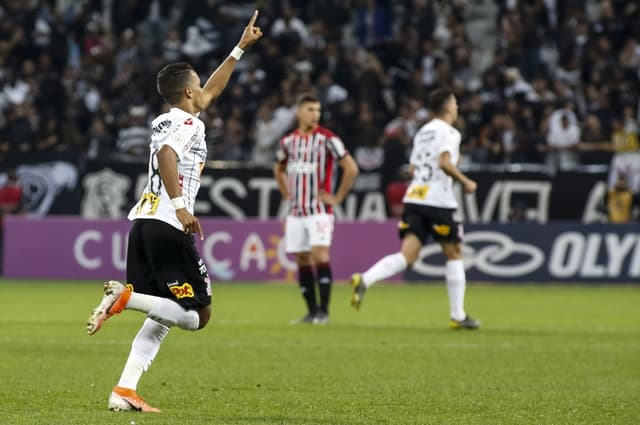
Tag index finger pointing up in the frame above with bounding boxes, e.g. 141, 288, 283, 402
248, 10, 259, 27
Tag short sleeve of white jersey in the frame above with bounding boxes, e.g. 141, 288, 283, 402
326, 136, 347, 159
160, 122, 198, 161
437, 127, 461, 157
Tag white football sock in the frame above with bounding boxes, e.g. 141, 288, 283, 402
117, 318, 169, 390
148, 298, 200, 331
446, 259, 466, 321
362, 252, 408, 288
125, 292, 160, 313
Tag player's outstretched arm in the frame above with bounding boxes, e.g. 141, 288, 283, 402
439, 151, 477, 193
201, 10, 263, 109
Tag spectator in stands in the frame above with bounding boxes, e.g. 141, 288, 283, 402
203, 107, 225, 160
162, 28, 183, 63
36, 116, 60, 153
251, 98, 296, 164
0, 167, 23, 273
116, 106, 151, 156
270, 4, 308, 55
0, 168, 22, 216
87, 118, 115, 160
545, 108, 581, 170
578, 113, 610, 165
182, 25, 214, 68
385, 165, 411, 218
5, 103, 37, 156
607, 174, 635, 223
0, 0, 638, 198
478, 113, 512, 164
353, 0, 392, 48
608, 113, 640, 195
1, 70, 32, 107
222, 117, 247, 161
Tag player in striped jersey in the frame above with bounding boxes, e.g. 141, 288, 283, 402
86, 11, 262, 412
274, 93, 359, 324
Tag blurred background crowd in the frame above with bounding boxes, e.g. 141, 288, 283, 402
0, 0, 639, 197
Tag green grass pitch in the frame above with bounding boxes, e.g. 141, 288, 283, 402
0, 280, 638, 425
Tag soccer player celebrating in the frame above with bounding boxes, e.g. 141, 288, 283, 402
85, 12, 262, 412
273, 93, 359, 324
350, 87, 480, 330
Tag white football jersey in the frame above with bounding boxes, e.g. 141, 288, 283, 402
128, 107, 207, 231
403, 118, 460, 208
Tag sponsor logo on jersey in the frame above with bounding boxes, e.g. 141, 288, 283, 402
153, 119, 172, 134
406, 185, 429, 200
184, 118, 193, 125
168, 282, 195, 299
286, 161, 318, 174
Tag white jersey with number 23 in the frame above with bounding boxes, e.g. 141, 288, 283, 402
403, 118, 460, 209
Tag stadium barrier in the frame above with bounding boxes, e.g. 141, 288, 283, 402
3, 217, 638, 283
9, 159, 609, 222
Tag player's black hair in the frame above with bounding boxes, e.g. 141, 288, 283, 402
296, 92, 320, 106
156, 62, 196, 104
427, 86, 454, 115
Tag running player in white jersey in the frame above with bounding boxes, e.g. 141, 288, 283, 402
274, 92, 359, 324
350, 87, 480, 330
85, 12, 262, 412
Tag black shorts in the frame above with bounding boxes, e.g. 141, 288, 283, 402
398, 203, 463, 244
126, 219, 212, 310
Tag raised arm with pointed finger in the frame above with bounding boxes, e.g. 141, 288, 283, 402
201, 10, 263, 109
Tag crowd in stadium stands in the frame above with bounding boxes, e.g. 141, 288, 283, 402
0, 0, 639, 194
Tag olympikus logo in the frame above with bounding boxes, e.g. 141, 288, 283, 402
169, 282, 194, 299
184, 118, 193, 126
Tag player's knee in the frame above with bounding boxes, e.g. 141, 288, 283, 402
296, 253, 312, 266
196, 306, 211, 330
442, 243, 462, 260
403, 250, 418, 266
404, 254, 418, 267
311, 250, 330, 264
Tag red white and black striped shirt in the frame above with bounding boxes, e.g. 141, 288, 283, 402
276, 126, 347, 216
